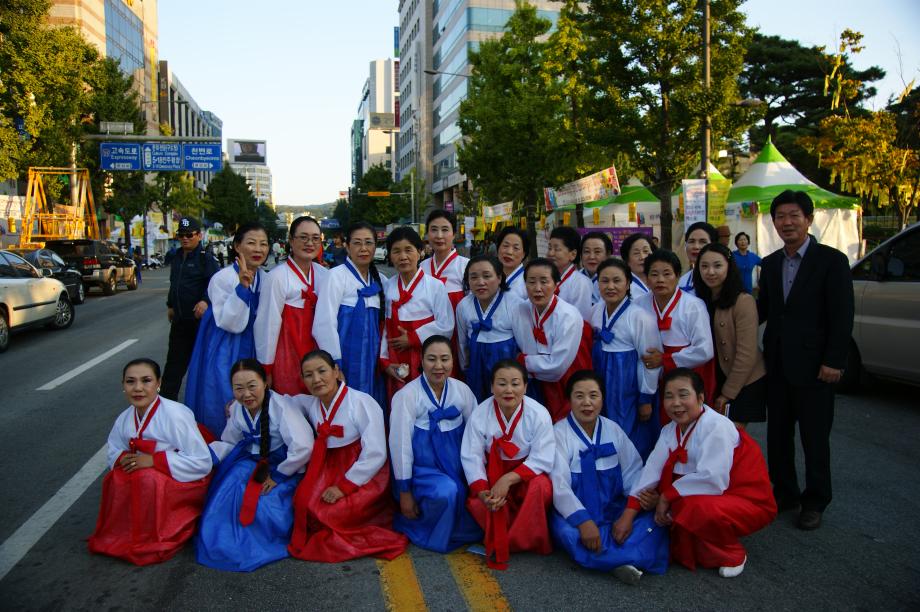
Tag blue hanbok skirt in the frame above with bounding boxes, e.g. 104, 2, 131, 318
337, 304, 386, 408
465, 336, 519, 403
592, 346, 660, 459
185, 308, 256, 437
393, 425, 482, 552
551, 465, 668, 574
196, 444, 301, 572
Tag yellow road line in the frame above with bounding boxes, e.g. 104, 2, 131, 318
447, 550, 512, 612
377, 553, 428, 612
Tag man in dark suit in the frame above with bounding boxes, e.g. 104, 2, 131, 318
757, 190, 854, 531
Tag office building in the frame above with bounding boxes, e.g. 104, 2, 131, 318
351, 58, 400, 185
396, 0, 561, 212
157, 60, 222, 193
50, 0, 160, 133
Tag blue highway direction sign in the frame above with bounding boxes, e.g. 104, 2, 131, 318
183, 144, 222, 171
142, 143, 183, 171
100, 143, 141, 171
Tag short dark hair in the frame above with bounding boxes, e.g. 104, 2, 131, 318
386, 225, 424, 252
619, 232, 656, 261
770, 189, 814, 218
565, 369, 605, 400
300, 348, 336, 368
685, 221, 719, 244
426, 209, 457, 232
692, 243, 744, 310
525, 257, 561, 284
495, 226, 530, 256
643, 249, 682, 277
490, 358, 528, 383
422, 334, 452, 356
289, 215, 320, 238
734, 231, 751, 246
122, 358, 161, 380
662, 367, 705, 398
463, 254, 509, 292
581, 231, 613, 255
549, 226, 582, 265
233, 222, 268, 246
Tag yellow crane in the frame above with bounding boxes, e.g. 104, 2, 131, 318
19, 167, 100, 249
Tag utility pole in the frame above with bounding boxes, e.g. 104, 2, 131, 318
701, 0, 711, 217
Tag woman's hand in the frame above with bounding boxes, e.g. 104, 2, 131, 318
399, 491, 420, 519
642, 348, 663, 369
654, 496, 672, 527
119, 452, 153, 474
321, 485, 344, 504
390, 326, 411, 352
578, 519, 602, 553
261, 476, 277, 495
637, 488, 660, 511
613, 508, 638, 545
488, 473, 521, 510
638, 403, 653, 422
384, 364, 408, 382
237, 256, 253, 288
713, 395, 730, 415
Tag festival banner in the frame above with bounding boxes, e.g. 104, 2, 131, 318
544, 166, 621, 211
707, 178, 731, 226
682, 179, 707, 225
575, 226, 653, 255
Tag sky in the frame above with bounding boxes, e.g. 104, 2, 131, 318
157, 1, 920, 207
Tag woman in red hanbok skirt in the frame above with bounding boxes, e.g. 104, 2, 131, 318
621, 368, 776, 578
255, 216, 329, 395
379, 227, 454, 409
288, 350, 408, 562
461, 359, 555, 569
88, 358, 212, 565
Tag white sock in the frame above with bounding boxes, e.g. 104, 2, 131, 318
719, 556, 747, 578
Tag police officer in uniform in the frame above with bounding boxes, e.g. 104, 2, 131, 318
161, 217, 220, 400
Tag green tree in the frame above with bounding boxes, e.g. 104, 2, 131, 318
332, 197, 351, 230
579, 0, 756, 248
457, 2, 571, 255
206, 165, 257, 233
348, 164, 411, 227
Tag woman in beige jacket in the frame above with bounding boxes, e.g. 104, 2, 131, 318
692, 243, 767, 428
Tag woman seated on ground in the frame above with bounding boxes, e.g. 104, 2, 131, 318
287, 350, 408, 562
389, 336, 482, 552
195, 359, 314, 572
461, 359, 555, 570
88, 358, 212, 566
621, 368, 777, 578
693, 243, 767, 429
550, 370, 669, 585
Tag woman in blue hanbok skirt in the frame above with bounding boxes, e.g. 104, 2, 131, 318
196, 360, 313, 571
456, 255, 521, 402
590, 259, 663, 459
313, 222, 386, 407
389, 336, 482, 552
550, 371, 669, 584
185, 223, 269, 437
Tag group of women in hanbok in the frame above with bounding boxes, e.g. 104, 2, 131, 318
89, 211, 776, 584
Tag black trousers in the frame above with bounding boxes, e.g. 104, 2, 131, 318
766, 376, 835, 512
160, 318, 200, 401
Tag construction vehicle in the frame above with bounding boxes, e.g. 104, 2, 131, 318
18, 167, 100, 249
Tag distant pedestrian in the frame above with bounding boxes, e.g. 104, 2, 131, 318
733, 232, 761, 294
132, 246, 143, 284
757, 190, 854, 532
161, 217, 220, 401
272, 240, 283, 265
216, 242, 227, 268
328, 234, 347, 267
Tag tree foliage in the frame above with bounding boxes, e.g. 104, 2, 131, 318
346, 164, 411, 227
205, 165, 258, 234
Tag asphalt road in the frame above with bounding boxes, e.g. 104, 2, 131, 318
0, 266, 918, 611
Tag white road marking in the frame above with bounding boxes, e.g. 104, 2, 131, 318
0, 444, 108, 581
36, 339, 138, 391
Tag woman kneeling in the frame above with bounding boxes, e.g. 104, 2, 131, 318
620, 368, 777, 577
88, 359, 212, 565
550, 370, 669, 585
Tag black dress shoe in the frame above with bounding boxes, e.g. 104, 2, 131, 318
797, 510, 822, 530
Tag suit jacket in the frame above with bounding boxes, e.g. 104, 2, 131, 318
757, 235, 854, 386
712, 293, 767, 399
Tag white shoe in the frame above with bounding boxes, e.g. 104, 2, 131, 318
613, 564, 643, 585
719, 556, 747, 578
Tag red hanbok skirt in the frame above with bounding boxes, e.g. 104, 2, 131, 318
669, 429, 777, 569
466, 457, 553, 568
538, 321, 594, 422
88, 466, 209, 566
382, 317, 433, 406
288, 440, 407, 562
273, 303, 317, 395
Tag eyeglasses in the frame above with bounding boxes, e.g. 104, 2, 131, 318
177, 232, 197, 239
291, 234, 322, 244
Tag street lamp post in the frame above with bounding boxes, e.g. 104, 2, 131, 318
701, 0, 711, 216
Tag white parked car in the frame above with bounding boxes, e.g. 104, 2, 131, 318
0, 250, 75, 352
374, 244, 387, 263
